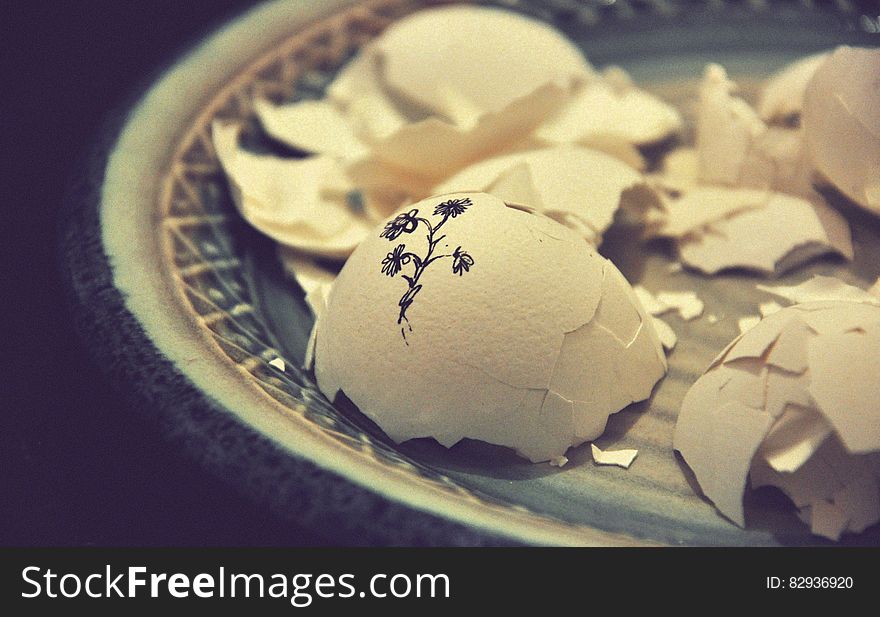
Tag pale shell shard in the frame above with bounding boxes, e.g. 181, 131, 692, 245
434, 145, 651, 246
346, 82, 567, 196
802, 46, 880, 214
648, 147, 699, 195
757, 52, 830, 123
695, 64, 815, 197
674, 301, 880, 540
674, 190, 852, 276
327, 50, 410, 142
653, 186, 767, 239
757, 275, 880, 307
696, 64, 766, 186
313, 192, 666, 462
651, 316, 677, 352
253, 98, 368, 159
654, 291, 704, 321
373, 5, 593, 127
277, 248, 338, 297
738, 315, 761, 334
591, 444, 639, 469
536, 67, 682, 146
807, 325, 880, 454
212, 122, 372, 258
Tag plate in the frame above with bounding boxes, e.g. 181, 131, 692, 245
62, 0, 880, 545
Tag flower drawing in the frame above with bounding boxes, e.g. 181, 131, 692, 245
379, 208, 419, 240
451, 246, 473, 276
433, 197, 471, 219
381, 244, 409, 277
379, 197, 475, 341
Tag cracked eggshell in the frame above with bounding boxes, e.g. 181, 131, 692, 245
253, 98, 368, 159
757, 275, 880, 307
757, 52, 830, 123
802, 46, 880, 215
212, 122, 372, 258
373, 5, 593, 127
313, 192, 666, 462
345, 82, 568, 201
696, 64, 766, 186
674, 301, 880, 539
326, 51, 410, 142
536, 66, 682, 146
432, 145, 652, 246
671, 189, 852, 276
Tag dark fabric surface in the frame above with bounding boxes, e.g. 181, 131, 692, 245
2, 0, 335, 546
3, 0, 511, 548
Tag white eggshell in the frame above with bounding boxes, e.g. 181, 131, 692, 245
674, 301, 880, 539
313, 192, 666, 462
670, 189, 852, 276
757, 274, 880, 307
373, 5, 593, 127
696, 64, 766, 186
327, 50, 410, 142
253, 99, 368, 159
802, 46, 880, 214
346, 83, 568, 198
212, 122, 372, 258
757, 52, 830, 122
536, 67, 682, 146
433, 145, 651, 245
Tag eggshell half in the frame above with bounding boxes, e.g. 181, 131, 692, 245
313, 192, 666, 462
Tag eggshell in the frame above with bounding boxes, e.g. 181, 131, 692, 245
277, 248, 338, 297
591, 444, 639, 469
433, 145, 652, 246
372, 5, 593, 127
668, 189, 852, 276
757, 275, 880, 306
757, 52, 830, 122
345, 82, 568, 201
313, 192, 666, 462
802, 46, 880, 214
253, 98, 368, 159
536, 66, 682, 146
326, 50, 409, 141
696, 64, 766, 186
695, 64, 815, 197
212, 122, 372, 258
674, 301, 880, 539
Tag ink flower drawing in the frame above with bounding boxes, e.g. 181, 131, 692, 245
379, 197, 475, 341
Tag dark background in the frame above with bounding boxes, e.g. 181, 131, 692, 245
3, 0, 330, 545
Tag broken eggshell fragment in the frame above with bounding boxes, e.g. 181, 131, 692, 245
212, 122, 372, 258
535, 65, 682, 147
674, 301, 880, 540
433, 145, 657, 246
653, 187, 852, 276
313, 192, 666, 463
802, 46, 880, 215
372, 4, 594, 128
757, 52, 829, 123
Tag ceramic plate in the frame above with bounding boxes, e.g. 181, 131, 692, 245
63, 0, 880, 546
